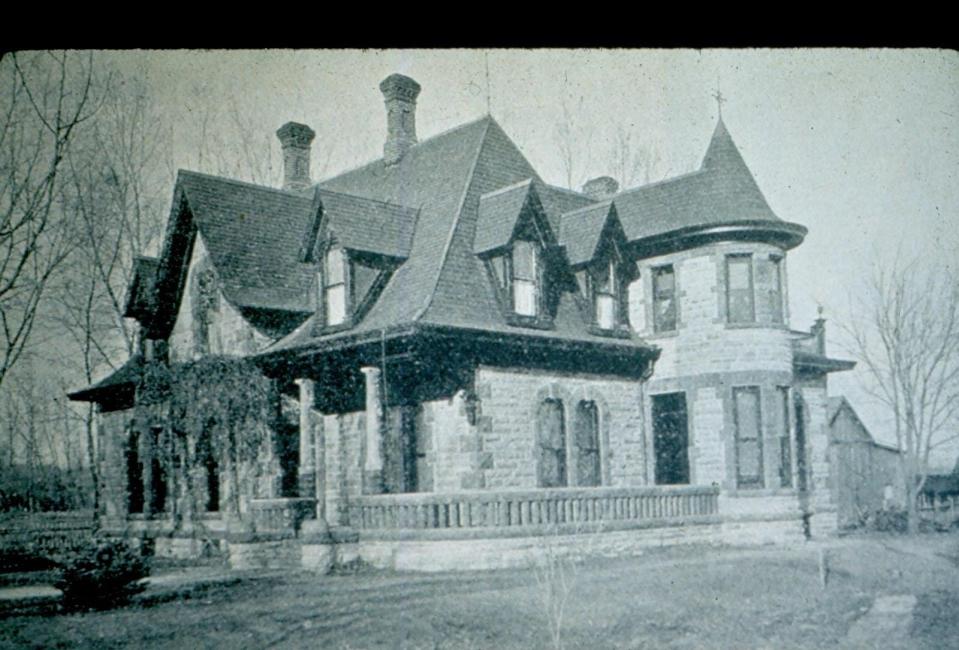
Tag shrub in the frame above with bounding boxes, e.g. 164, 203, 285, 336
54, 539, 151, 612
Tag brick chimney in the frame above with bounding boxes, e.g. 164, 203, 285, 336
276, 122, 315, 191
380, 74, 421, 165
582, 176, 619, 200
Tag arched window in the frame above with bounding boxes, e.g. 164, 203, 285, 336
574, 401, 601, 486
536, 399, 567, 488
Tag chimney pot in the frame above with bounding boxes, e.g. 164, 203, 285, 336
276, 122, 315, 191
380, 74, 421, 165
582, 176, 619, 200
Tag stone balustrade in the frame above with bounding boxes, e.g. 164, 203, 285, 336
349, 485, 720, 539
249, 498, 317, 533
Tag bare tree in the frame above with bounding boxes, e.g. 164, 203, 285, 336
48, 68, 171, 514
0, 51, 101, 391
843, 255, 959, 533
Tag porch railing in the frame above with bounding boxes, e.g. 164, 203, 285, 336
249, 498, 317, 533
348, 485, 719, 538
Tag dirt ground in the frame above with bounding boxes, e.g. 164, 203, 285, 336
1, 533, 957, 649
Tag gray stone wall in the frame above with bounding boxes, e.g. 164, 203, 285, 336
474, 365, 646, 489
169, 235, 270, 364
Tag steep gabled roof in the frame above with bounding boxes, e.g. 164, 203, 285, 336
123, 256, 160, 320
268, 116, 653, 356
473, 179, 537, 255
614, 119, 803, 246
302, 189, 419, 261
559, 201, 618, 267
175, 171, 315, 314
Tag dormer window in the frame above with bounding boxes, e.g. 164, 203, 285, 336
511, 240, 539, 317
591, 258, 619, 330
322, 246, 348, 326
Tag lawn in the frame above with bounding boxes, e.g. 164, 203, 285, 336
1, 535, 957, 649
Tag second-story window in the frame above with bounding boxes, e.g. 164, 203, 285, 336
323, 246, 347, 326
511, 240, 538, 317
726, 254, 754, 324
652, 265, 677, 333
589, 257, 627, 330
768, 256, 784, 324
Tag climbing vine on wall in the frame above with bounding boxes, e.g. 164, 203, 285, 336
135, 355, 280, 516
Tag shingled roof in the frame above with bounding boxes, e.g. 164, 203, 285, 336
614, 118, 804, 245
173, 171, 316, 314
558, 202, 618, 267
302, 190, 419, 262
268, 116, 653, 355
67, 356, 141, 402
123, 256, 160, 320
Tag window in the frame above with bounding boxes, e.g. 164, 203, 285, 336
536, 399, 567, 488
726, 255, 755, 324
149, 426, 167, 514
573, 401, 601, 487
197, 423, 219, 512
322, 246, 348, 326
591, 259, 619, 330
652, 393, 690, 485
126, 429, 143, 514
778, 387, 792, 488
768, 256, 784, 324
512, 240, 538, 317
652, 265, 677, 332
733, 387, 764, 488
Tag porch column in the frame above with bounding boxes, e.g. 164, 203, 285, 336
361, 366, 384, 494
296, 379, 316, 498
297, 378, 329, 540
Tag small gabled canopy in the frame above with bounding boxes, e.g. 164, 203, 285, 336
123, 256, 160, 321
792, 349, 856, 375
473, 179, 550, 256
67, 356, 141, 403
558, 201, 623, 267
301, 189, 419, 262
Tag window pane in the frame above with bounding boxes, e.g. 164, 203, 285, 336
491, 255, 507, 289
326, 284, 346, 325
734, 387, 763, 487
769, 258, 783, 324
727, 257, 751, 290
537, 400, 567, 488
779, 387, 792, 487
653, 266, 674, 297
325, 248, 345, 286
512, 241, 536, 281
737, 439, 762, 482
513, 279, 536, 316
654, 296, 676, 332
596, 294, 616, 329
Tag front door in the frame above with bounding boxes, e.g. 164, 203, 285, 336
652, 393, 690, 485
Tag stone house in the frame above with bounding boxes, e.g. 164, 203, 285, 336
70, 74, 862, 571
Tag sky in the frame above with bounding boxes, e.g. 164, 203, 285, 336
103, 48, 959, 467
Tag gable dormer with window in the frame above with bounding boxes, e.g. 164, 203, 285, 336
301, 189, 419, 335
475, 181, 561, 329
560, 202, 634, 338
